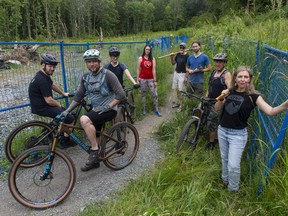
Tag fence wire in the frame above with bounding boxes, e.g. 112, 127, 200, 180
0, 37, 287, 194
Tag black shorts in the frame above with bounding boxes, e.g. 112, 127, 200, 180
84, 109, 117, 130
33, 106, 74, 124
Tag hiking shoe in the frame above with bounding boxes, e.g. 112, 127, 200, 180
59, 137, 77, 149
81, 162, 100, 172
172, 104, 180, 108
85, 149, 100, 166
155, 111, 162, 117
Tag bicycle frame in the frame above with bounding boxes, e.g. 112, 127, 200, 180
117, 86, 137, 123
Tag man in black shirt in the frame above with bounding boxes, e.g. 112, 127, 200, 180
28, 54, 75, 148
170, 42, 189, 112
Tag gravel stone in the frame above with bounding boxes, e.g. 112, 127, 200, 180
0, 98, 174, 216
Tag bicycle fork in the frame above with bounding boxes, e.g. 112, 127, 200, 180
40, 153, 55, 180
189, 117, 202, 144
39, 134, 60, 181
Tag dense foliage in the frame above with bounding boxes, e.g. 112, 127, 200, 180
0, 0, 288, 40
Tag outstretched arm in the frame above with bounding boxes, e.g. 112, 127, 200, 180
256, 96, 288, 116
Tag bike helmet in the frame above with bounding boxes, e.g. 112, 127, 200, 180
213, 52, 228, 62
109, 47, 120, 56
180, 42, 186, 48
83, 49, 102, 61
41, 54, 59, 65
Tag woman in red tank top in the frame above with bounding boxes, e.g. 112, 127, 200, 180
137, 45, 161, 117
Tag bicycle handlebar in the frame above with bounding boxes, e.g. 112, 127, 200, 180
124, 84, 140, 92
181, 91, 224, 103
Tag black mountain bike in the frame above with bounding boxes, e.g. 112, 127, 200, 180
4, 96, 91, 166
176, 92, 224, 153
116, 84, 140, 124
8, 115, 139, 209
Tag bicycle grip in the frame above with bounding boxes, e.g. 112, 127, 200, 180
215, 93, 226, 101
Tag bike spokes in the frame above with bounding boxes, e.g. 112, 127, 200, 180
103, 123, 139, 170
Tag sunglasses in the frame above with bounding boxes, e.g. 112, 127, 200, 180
180, 46, 185, 49
110, 53, 119, 57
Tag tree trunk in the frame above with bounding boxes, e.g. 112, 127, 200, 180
44, 0, 51, 40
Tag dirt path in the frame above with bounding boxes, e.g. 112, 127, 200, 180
0, 95, 174, 216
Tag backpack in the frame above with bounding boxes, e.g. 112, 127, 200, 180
82, 68, 112, 96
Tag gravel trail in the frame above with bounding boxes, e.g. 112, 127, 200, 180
0, 98, 174, 216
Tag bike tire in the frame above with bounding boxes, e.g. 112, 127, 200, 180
116, 106, 127, 123
8, 146, 76, 209
127, 91, 136, 123
176, 118, 199, 153
4, 120, 55, 166
102, 122, 139, 170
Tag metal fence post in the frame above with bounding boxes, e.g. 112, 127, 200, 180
59, 41, 69, 107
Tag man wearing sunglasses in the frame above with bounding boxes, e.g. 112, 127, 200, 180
170, 42, 189, 112
104, 47, 137, 88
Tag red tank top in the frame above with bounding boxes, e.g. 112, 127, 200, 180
139, 57, 154, 79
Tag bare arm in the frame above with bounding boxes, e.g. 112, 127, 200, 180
152, 57, 156, 81
256, 96, 288, 116
202, 64, 211, 72
51, 83, 69, 97
170, 54, 176, 65
44, 96, 62, 108
124, 69, 137, 84
224, 72, 232, 89
136, 57, 142, 83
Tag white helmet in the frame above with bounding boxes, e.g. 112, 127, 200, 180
83, 49, 102, 61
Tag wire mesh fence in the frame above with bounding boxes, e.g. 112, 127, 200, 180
0, 36, 287, 193
0, 36, 188, 174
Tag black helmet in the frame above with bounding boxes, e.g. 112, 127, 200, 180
41, 54, 59, 65
109, 47, 120, 56
213, 52, 228, 62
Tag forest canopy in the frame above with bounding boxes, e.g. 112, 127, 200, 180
0, 0, 287, 41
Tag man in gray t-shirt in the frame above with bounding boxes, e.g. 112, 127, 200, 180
61, 49, 125, 171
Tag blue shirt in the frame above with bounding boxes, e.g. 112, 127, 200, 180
186, 53, 210, 83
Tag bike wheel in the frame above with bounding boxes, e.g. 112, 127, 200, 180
176, 118, 199, 153
116, 106, 127, 123
5, 121, 54, 166
102, 122, 139, 170
127, 91, 136, 123
8, 146, 76, 209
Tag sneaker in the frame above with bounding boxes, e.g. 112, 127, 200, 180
59, 137, 77, 149
155, 111, 162, 117
81, 162, 100, 172
172, 103, 180, 108
142, 108, 147, 115
85, 149, 100, 166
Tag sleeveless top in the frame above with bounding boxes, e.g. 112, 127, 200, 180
139, 57, 154, 79
208, 69, 227, 99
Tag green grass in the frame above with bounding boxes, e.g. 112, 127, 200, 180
77, 11, 288, 215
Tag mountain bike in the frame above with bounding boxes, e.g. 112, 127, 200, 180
8, 115, 139, 209
4, 96, 91, 166
176, 92, 224, 153
116, 84, 140, 124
